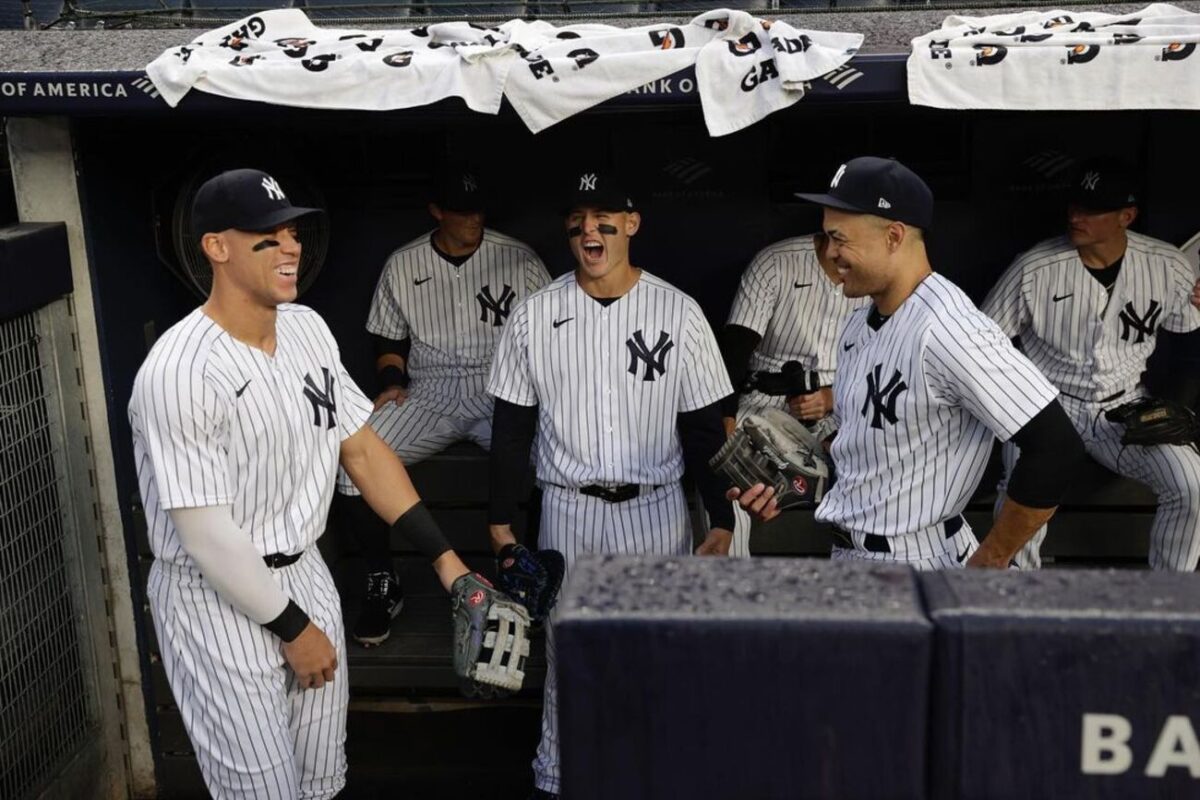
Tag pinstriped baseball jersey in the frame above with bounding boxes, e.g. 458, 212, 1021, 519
726, 235, 869, 412
983, 232, 1200, 402
129, 304, 374, 566
486, 271, 733, 488
367, 228, 551, 417
818, 274, 1059, 536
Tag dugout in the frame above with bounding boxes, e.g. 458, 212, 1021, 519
2, 5, 1200, 796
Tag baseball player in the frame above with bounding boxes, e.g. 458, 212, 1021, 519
734, 157, 1085, 571
486, 170, 735, 799
130, 169, 484, 798
719, 232, 869, 556
982, 157, 1200, 570
334, 166, 551, 646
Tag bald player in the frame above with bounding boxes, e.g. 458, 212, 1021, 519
335, 166, 551, 646
131, 169, 484, 798
734, 157, 1085, 570
983, 158, 1200, 570
719, 232, 869, 556
487, 170, 734, 799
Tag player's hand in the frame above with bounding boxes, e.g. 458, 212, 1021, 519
964, 541, 1013, 569
282, 622, 338, 689
722, 416, 736, 438
788, 388, 833, 422
695, 528, 733, 556
1190, 277, 1200, 310
727, 483, 780, 522
373, 385, 408, 410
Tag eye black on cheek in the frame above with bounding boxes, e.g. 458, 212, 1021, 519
252, 239, 280, 252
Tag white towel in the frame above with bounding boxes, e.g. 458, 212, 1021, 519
693, 10, 863, 136
908, 3, 1200, 110
146, 8, 861, 136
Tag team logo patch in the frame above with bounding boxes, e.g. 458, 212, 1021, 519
476, 284, 515, 326
302, 367, 338, 429
626, 329, 674, 382
469, 589, 486, 607
1161, 42, 1197, 61
972, 44, 1008, 66
861, 364, 908, 429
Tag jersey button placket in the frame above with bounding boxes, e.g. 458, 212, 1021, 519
600, 310, 616, 472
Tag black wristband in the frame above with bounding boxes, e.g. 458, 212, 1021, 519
264, 599, 310, 643
378, 364, 409, 390
390, 501, 452, 561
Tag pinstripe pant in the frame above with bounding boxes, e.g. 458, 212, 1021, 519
533, 483, 692, 794
147, 549, 348, 800
829, 518, 979, 571
1000, 394, 1200, 571
336, 398, 491, 494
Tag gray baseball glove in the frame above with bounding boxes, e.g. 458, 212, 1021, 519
710, 408, 831, 510
451, 572, 531, 699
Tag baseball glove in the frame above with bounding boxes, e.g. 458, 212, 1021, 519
1104, 397, 1200, 454
496, 544, 565, 623
709, 408, 831, 510
451, 572, 531, 699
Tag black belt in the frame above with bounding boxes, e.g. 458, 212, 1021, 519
1060, 389, 1126, 404
548, 483, 661, 503
263, 551, 303, 569
831, 515, 964, 554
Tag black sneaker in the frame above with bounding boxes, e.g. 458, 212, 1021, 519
353, 570, 403, 647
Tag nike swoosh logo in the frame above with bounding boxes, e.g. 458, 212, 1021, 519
552, 317, 574, 329
842, 342, 855, 352
1053, 293, 1073, 302
794, 282, 813, 289
956, 548, 970, 564
235, 379, 251, 398
414, 277, 432, 286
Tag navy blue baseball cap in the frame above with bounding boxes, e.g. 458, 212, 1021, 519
796, 157, 934, 230
1068, 157, 1139, 212
563, 169, 636, 214
433, 166, 486, 213
192, 168, 321, 238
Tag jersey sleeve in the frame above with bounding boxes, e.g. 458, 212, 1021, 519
924, 311, 1059, 442
1162, 255, 1200, 334
680, 303, 735, 412
980, 258, 1031, 339
365, 256, 410, 340
487, 300, 538, 406
130, 354, 233, 510
725, 249, 779, 335
524, 250, 552, 295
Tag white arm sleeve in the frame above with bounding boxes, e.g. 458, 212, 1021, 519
168, 505, 291, 624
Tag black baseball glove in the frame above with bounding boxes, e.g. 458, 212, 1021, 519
1105, 397, 1200, 454
496, 544, 565, 622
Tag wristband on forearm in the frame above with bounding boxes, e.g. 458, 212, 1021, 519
390, 501, 452, 561
264, 599, 310, 643
378, 364, 409, 389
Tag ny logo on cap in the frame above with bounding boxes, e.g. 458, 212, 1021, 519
830, 164, 847, 189
261, 175, 286, 201
878, 198, 892, 209
1081, 171, 1100, 191
579, 173, 597, 191
462, 173, 478, 192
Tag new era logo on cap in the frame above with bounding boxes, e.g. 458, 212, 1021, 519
796, 156, 934, 230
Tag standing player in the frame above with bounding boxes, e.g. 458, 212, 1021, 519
719, 231, 868, 556
335, 166, 551, 646
982, 158, 1200, 570
130, 169, 500, 798
486, 171, 735, 799
735, 157, 1085, 570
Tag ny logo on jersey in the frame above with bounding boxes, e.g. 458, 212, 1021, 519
626, 330, 674, 382
1118, 299, 1162, 344
861, 364, 908, 429
302, 368, 337, 430
476, 284, 515, 327
830, 164, 847, 188
579, 173, 597, 191
261, 176, 286, 201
